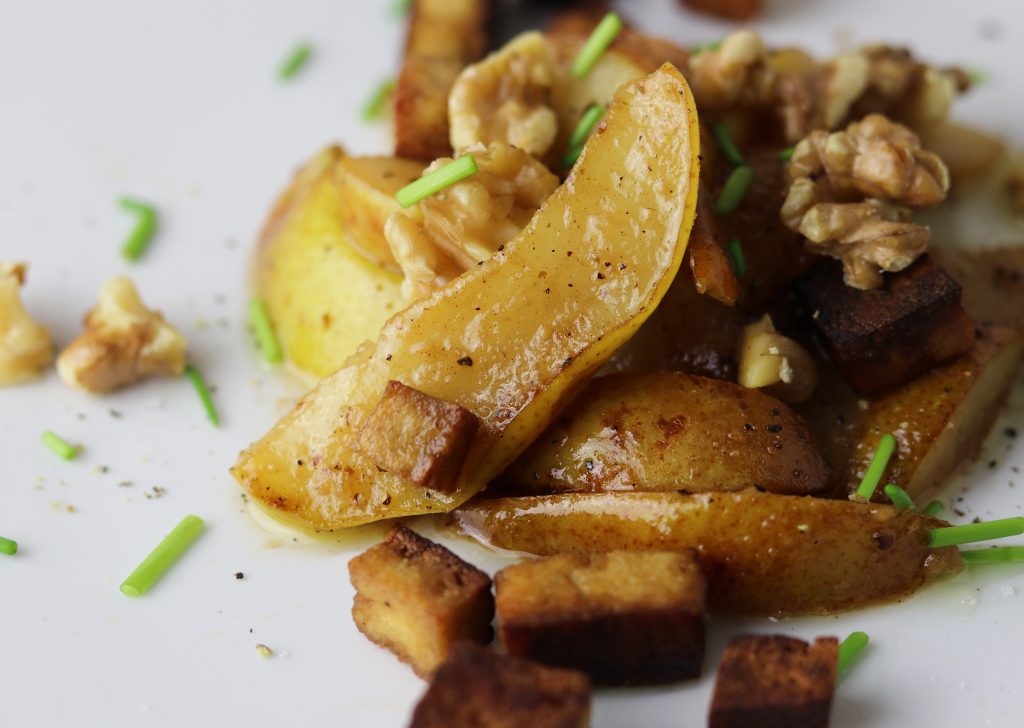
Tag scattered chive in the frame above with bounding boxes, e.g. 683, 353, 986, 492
0, 536, 17, 556
570, 12, 623, 79
691, 38, 723, 54
960, 546, 1024, 564
922, 499, 944, 517
256, 643, 274, 658
726, 239, 746, 278
567, 105, 605, 151
883, 483, 916, 511
396, 155, 478, 208
42, 431, 79, 460
779, 146, 795, 162
837, 631, 869, 680
362, 79, 396, 121
968, 67, 988, 86
712, 122, 745, 168
563, 145, 584, 169
120, 515, 205, 597
248, 299, 283, 365
713, 166, 754, 215
278, 43, 312, 82
389, 0, 413, 17
854, 433, 896, 501
119, 198, 157, 261
184, 364, 219, 426
929, 517, 1024, 548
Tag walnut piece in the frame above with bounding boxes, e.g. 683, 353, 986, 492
385, 142, 559, 300
57, 276, 187, 393
737, 314, 818, 404
688, 30, 772, 110
0, 262, 54, 385
448, 31, 559, 158
781, 114, 950, 290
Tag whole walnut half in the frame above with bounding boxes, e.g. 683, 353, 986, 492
0, 262, 54, 385
781, 114, 950, 290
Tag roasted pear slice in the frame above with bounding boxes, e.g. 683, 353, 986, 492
232, 65, 701, 530
455, 489, 963, 615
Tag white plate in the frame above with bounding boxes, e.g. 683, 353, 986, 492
2, 1, 1023, 726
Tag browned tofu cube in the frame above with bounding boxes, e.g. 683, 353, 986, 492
797, 255, 975, 394
348, 526, 494, 678
409, 643, 591, 728
495, 550, 706, 684
709, 635, 838, 728
678, 0, 763, 22
354, 380, 479, 492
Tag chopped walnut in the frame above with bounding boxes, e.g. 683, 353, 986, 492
688, 30, 773, 109
448, 32, 559, 158
0, 262, 54, 385
781, 114, 950, 289
385, 142, 559, 300
738, 314, 818, 403
57, 276, 187, 393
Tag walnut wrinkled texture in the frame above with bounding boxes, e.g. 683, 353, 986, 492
448, 31, 559, 158
0, 262, 54, 385
385, 142, 559, 300
686, 30, 968, 142
738, 314, 818, 404
57, 276, 187, 393
781, 114, 950, 290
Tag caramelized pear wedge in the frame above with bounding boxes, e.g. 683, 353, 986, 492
455, 489, 963, 615
232, 64, 701, 530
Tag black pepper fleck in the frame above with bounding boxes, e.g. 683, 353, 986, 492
457, 356, 473, 366
767, 424, 783, 433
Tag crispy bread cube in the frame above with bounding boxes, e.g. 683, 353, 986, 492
355, 380, 479, 492
348, 526, 494, 678
394, 0, 491, 161
709, 635, 838, 728
495, 550, 706, 684
797, 255, 975, 394
678, 0, 762, 21
409, 643, 591, 728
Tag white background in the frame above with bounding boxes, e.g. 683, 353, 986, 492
2, 1, 1023, 726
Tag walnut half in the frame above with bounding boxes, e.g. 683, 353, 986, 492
57, 276, 187, 393
0, 262, 54, 385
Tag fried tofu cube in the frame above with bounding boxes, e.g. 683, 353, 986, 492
355, 380, 479, 492
709, 635, 838, 728
495, 550, 706, 684
394, 0, 491, 161
797, 255, 975, 394
409, 643, 591, 728
348, 526, 494, 678
678, 0, 763, 22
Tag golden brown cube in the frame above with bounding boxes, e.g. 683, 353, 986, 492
495, 550, 706, 684
709, 635, 838, 728
408, 643, 591, 728
678, 0, 762, 22
355, 380, 479, 493
348, 526, 494, 678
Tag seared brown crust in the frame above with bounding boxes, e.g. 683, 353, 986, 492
394, 0, 491, 161
797, 254, 975, 394
355, 380, 479, 493
678, 0, 763, 22
709, 635, 837, 728
348, 526, 494, 678
495, 550, 706, 684
409, 643, 591, 728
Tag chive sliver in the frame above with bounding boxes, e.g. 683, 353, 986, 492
0, 536, 17, 556
712, 122, 745, 167
119, 198, 158, 261
961, 546, 1024, 564
120, 515, 205, 597
726, 239, 746, 278
248, 299, 283, 365
883, 483, 915, 511
362, 80, 396, 121
184, 364, 219, 426
853, 433, 896, 501
713, 166, 754, 215
567, 105, 605, 151
42, 431, 79, 460
278, 43, 312, 81
837, 631, 869, 680
929, 517, 1024, 548
396, 155, 478, 208
779, 146, 795, 162
570, 13, 623, 79
922, 499, 944, 517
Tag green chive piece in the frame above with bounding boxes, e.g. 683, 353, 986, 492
691, 38, 723, 54
396, 155, 478, 208
570, 12, 623, 79
120, 515, 205, 597
961, 546, 1024, 564
0, 536, 17, 556
362, 80, 396, 121
184, 364, 219, 426
837, 631, 869, 679
968, 68, 987, 86
42, 431, 79, 460
922, 499, 944, 517
854, 433, 896, 501
713, 166, 754, 215
278, 43, 312, 82
779, 146, 795, 162
248, 299, 283, 365
726, 239, 746, 278
390, 0, 413, 18
563, 145, 584, 169
883, 483, 916, 511
119, 198, 158, 261
929, 517, 1024, 548
712, 122, 745, 168
567, 105, 605, 151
